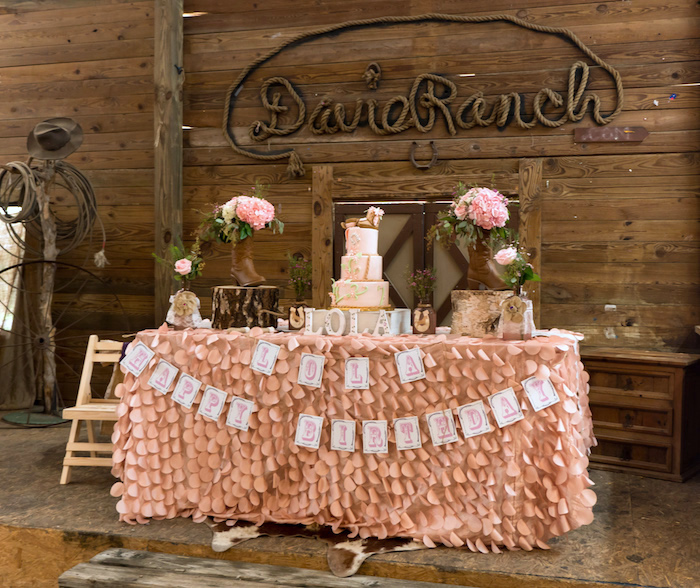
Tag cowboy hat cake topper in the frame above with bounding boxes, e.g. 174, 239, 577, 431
27, 117, 83, 160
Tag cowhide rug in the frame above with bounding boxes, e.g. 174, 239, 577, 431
205, 519, 428, 577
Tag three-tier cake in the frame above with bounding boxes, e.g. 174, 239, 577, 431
330, 206, 391, 310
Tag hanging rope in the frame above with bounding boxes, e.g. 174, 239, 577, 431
222, 13, 625, 178
0, 159, 107, 263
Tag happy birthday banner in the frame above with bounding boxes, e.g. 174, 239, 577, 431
121, 336, 565, 454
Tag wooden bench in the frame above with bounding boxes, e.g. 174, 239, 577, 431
58, 548, 467, 587
581, 347, 700, 481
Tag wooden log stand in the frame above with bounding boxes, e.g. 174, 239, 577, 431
211, 285, 280, 329
451, 290, 512, 337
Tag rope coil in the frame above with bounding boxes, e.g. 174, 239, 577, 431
0, 160, 106, 261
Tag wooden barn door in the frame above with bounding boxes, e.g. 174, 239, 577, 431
312, 162, 540, 325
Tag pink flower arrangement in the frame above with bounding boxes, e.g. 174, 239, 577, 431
429, 182, 511, 248
466, 188, 509, 230
493, 244, 540, 292
152, 241, 204, 285
494, 247, 518, 266
195, 183, 284, 245
452, 187, 509, 230
235, 196, 276, 230
174, 258, 193, 275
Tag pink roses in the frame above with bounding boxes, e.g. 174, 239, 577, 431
235, 196, 276, 231
494, 247, 518, 266
174, 258, 192, 275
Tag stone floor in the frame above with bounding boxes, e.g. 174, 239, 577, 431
1, 421, 699, 587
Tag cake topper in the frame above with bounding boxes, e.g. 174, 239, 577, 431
341, 206, 385, 230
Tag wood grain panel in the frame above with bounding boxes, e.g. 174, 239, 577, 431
186, 22, 700, 77
543, 220, 698, 243
182, 130, 700, 168
5, 0, 696, 354
542, 242, 700, 264
311, 166, 333, 308
519, 158, 543, 322
0, 1, 152, 30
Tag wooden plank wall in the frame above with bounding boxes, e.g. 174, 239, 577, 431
183, 0, 700, 351
1, 0, 698, 409
0, 0, 155, 402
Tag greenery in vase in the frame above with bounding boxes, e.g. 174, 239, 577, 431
152, 240, 204, 284
194, 182, 284, 246
407, 267, 437, 304
287, 253, 312, 300
493, 240, 541, 293
427, 182, 511, 248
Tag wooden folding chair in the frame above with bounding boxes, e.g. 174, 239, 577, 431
60, 335, 124, 484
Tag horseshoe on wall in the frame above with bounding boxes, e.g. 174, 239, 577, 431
409, 141, 438, 170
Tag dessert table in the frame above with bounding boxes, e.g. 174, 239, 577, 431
111, 325, 597, 552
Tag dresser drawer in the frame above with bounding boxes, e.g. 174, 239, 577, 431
586, 362, 674, 400
588, 391, 672, 436
590, 430, 672, 473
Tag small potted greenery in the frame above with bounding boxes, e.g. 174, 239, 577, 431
408, 267, 437, 334
286, 253, 312, 330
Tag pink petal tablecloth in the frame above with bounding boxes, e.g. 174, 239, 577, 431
111, 326, 596, 552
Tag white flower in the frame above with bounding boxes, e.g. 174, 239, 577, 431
221, 202, 236, 224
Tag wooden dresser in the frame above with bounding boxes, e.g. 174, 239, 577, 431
581, 348, 700, 482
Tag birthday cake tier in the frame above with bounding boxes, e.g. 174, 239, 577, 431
345, 226, 378, 255
340, 253, 383, 281
331, 279, 390, 309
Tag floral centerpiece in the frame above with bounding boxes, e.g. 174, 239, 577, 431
286, 253, 312, 330
408, 267, 438, 335
195, 183, 283, 286
428, 183, 511, 290
493, 244, 541, 294
153, 242, 205, 329
493, 241, 540, 340
408, 267, 437, 305
287, 253, 312, 301
196, 183, 283, 245
428, 182, 510, 248
153, 241, 204, 289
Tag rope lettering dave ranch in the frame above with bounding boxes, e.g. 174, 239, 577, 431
222, 14, 625, 177
250, 61, 615, 142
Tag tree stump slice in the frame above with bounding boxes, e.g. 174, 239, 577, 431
451, 290, 512, 337
212, 286, 280, 329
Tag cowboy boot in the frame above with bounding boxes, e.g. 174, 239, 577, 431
231, 235, 265, 286
467, 234, 508, 290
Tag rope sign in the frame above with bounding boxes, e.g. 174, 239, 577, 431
222, 14, 625, 177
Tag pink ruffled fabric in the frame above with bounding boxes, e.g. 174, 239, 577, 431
111, 328, 596, 551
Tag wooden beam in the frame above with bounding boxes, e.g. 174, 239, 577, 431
518, 158, 543, 325
153, 0, 184, 322
312, 165, 333, 308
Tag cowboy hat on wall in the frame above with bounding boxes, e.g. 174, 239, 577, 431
27, 118, 83, 160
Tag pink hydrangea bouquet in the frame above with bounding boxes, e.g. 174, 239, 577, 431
428, 182, 510, 247
493, 243, 540, 293
196, 183, 284, 245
